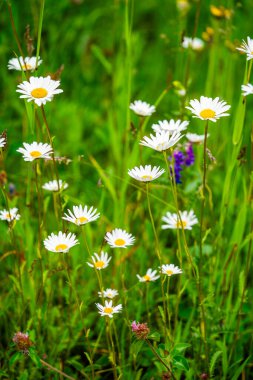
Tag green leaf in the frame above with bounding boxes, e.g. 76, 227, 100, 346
148, 332, 160, 342
231, 356, 251, 380
29, 350, 41, 368
172, 343, 191, 355
210, 351, 222, 377
173, 355, 189, 371
9, 352, 23, 366
130, 340, 144, 357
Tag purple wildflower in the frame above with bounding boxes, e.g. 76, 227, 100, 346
131, 321, 150, 339
184, 143, 195, 166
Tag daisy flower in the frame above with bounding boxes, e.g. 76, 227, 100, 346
186, 133, 209, 143
17, 142, 53, 162
87, 252, 112, 270
8, 56, 42, 71
161, 264, 183, 276
129, 100, 156, 116
0, 137, 6, 149
42, 180, 68, 192
128, 165, 165, 182
105, 228, 135, 248
140, 130, 183, 152
186, 96, 230, 122
151, 119, 189, 134
137, 268, 160, 282
63, 205, 100, 226
44, 231, 79, 253
96, 300, 122, 318
0, 208, 20, 222
241, 83, 253, 96
236, 37, 253, 60
16, 76, 63, 106
161, 210, 198, 230
98, 289, 119, 299
182, 37, 204, 51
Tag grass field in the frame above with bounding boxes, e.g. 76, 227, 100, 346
1, 0, 253, 379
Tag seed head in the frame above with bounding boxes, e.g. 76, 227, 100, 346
131, 321, 150, 340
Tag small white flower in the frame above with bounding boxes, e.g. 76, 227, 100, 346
128, 165, 165, 182
152, 119, 189, 134
161, 210, 198, 230
44, 231, 79, 253
186, 133, 209, 143
87, 252, 111, 270
0, 208, 20, 222
182, 37, 204, 51
98, 289, 119, 299
161, 264, 183, 276
0, 137, 6, 148
140, 130, 183, 152
96, 300, 122, 318
8, 56, 42, 71
105, 228, 135, 248
137, 268, 160, 282
236, 37, 253, 60
129, 100, 156, 116
186, 96, 230, 122
42, 180, 68, 192
16, 76, 63, 106
63, 205, 100, 226
241, 83, 253, 96
17, 142, 53, 162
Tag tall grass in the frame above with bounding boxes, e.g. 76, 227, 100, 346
1, 0, 253, 379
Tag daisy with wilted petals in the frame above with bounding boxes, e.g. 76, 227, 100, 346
186, 133, 209, 143
162, 210, 198, 230
0, 208, 20, 222
63, 205, 100, 226
137, 268, 160, 282
96, 300, 122, 318
98, 288, 119, 299
16, 76, 63, 106
42, 180, 68, 192
87, 252, 111, 270
105, 228, 135, 248
161, 264, 183, 276
186, 96, 230, 122
140, 130, 183, 152
128, 165, 165, 182
236, 37, 253, 60
44, 231, 79, 253
241, 83, 253, 96
129, 100, 156, 116
152, 119, 189, 134
182, 37, 204, 51
17, 142, 53, 162
8, 56, 42, 71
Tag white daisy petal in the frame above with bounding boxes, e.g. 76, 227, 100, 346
186, 133, 209, 143
182, 37, 204, 51
236, 36, 253, 60
98, 289, 119, 299
42, 180, 68, 192
129, 100, 156, 116
241, 83, 253, 96
87, 251, 111, 270
95, 300, 122, 318
63, 205, 100, 226
17, 142, 53, 162
140, 130, 183, 152
0, 208, 20, 222
137, 268, 160, 282
105, 228, 135, 248
43, 231, 79, 253
160, 264, 183, 276
186, 96, 230, 122
16, 76, 63, 106
152, 119, 189, 134
162, 210, 198, 230
128, 165, 165, 182
8, 56, 42, 71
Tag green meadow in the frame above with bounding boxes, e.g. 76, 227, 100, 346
0, 0, 253, 378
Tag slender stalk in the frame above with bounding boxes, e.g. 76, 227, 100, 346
7, 3, 25, 57
40, 359, 76, 380
146, 183, 161, 262
145, 339, 176, 379
36, 0, 45, 68
106, 319, 118, 380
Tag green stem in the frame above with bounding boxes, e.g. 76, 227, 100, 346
145, 339, 176, 379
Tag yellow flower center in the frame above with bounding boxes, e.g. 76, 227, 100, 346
141, 175, 153, 180
114, 238, 126, 246
143, 275, 151, 281
156, 143, 167, 151
166, 270, 173, 276
95, 261, 105, 269
5, 213, 11, 219
31, 88, 48, 99
22, 64, 32, 70
55, 244, 68, 251
75, 217, 88, 224
199, 109, 216, 119
176, 220, 187, 228
104, 307, 113, 314
30, 151, 42, 158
